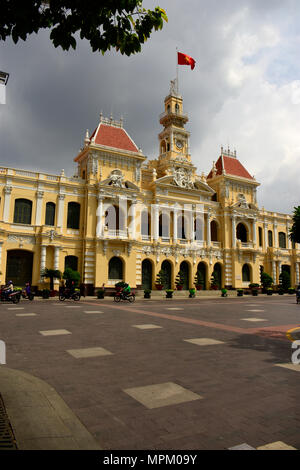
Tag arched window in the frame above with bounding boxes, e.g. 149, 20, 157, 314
236, 223, 247, 243
64, 255, 78, 272
177, 214, 187, 239
159, 212, 170, 238
194, 216, 203, 241
258, 227, 263, 247
278, 232, 286, 249
67, 202, 80, 229
211, 220, 218, 242
268, 230, 273, 247
141, 211, 150, 237
13, 199, 32, 225
108, 257, 123, 280
242, 264, 251, 282
45, 202, 55, 226
105, 205, 124, 231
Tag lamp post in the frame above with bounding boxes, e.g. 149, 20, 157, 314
0, 71, 9, 104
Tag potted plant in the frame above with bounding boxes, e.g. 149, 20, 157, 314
278, 287, 284, 295
97, 288, 105, 299
41, 268, 62, 292
221, 288, 228, 297
42, 288, 50, 299
266, 288, 273, 295
194, 271, 204, 291
189, 288, 196, 298
288, 287, 295, 295
210, 271, 219, 290
144, 289, 151, 299
155, 270, 165, 290
261, 272, 273, 293
165, 289, 173, 298
237, 289, 244, 297
175, 271, 185, 290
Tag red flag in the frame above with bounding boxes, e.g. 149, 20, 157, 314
178, 52, 196, 70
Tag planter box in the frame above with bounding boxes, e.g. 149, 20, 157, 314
176, 285, 183, 291
144, 293, 151, 299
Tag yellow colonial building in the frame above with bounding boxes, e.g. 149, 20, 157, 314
0, 82, 299, 293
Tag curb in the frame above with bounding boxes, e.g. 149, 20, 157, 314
0, 367, 101, 450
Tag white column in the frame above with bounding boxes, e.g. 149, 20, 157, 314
287, 224, 291, 249
272, 261, 276, 283
57, 194, 65, 228
206, 213, 211, 247
277, 260, 282, 284
152, 205, 159, 241
264, 222, 268, 248
40, 245, 47, 279
35, 190, 44, 226
189, 209, 194, 242
129, 200, 137, 239
252, 219, 257, 246
173, 208, 178, 243
54, 246, 60, 271
3, 186, 12, 223
295, 262, 299, 285
96, 196, 104, 238
232, 216, 236, 248
0, 242, 3, 280
274, 222, 278, 248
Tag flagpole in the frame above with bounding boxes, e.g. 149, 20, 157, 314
176, 47, 179, 95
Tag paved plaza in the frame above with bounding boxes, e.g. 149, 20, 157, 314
0, 295, 300, 450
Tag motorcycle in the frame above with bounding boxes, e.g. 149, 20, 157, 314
114, 290, 135, 303
21, 289, 34, 301
59, 289, 81, 301
0, 288, 21, 304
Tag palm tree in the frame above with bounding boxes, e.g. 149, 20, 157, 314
41, 268, 62, 291
290, 206, 300, 243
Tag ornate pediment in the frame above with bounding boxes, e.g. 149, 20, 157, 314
154, 170, 214, 195
99, 169, 140, 191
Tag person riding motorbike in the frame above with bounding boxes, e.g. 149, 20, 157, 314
3, 280, 14, 300
122, 283, 131, 299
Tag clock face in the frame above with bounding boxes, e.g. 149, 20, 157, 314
176, 139, 183, 149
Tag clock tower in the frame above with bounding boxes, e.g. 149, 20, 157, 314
155, 79, 194, 178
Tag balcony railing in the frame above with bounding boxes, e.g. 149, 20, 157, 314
107, 229, 128, 239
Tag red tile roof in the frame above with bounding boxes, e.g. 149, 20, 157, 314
90, 123, 139, 153
207, 155, 254, 180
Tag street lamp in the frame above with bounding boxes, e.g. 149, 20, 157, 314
0, 71, 9, 104
0, 71, 9, 85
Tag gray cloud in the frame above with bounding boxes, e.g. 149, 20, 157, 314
0, 0, 299, 213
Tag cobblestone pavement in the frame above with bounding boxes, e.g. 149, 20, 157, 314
0, 295, 300, 450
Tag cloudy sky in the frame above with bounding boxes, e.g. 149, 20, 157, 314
1, 0, 300, 213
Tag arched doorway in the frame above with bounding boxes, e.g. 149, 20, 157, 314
108, 257, 123, 280
236, 223, 247, 243
213, 262, 222, 289
196, 262, 207, 290
6, 250, 33, 286
161, 260, 172, 289
180, 261, 190, 290
142, 259, 152, 290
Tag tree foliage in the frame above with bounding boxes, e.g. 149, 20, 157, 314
0, 0, 168, 56
41, 268, 62, 290
290, 206, 300, 244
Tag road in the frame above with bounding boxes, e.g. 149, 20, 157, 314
0, 295, 299, 450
